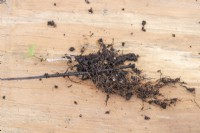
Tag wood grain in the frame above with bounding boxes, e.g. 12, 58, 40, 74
0, 0, 200, 133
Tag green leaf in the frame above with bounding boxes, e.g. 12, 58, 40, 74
28, 45, 35, 57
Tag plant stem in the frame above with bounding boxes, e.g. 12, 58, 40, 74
0, 64, 135, 81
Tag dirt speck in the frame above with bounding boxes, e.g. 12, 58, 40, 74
105, 111, 110, 114
144, 115, 150, 120
74, 101, 78, 105
69, 47, 75, 51
172, 34, 176, 37
79, 114, 82, 117
2, 96, 6, 100
53, 3, 56, 6
85, 0, 90, 4
88, 8, 93, 14
122, 42, 125, 47
47, 20, 56, 28
68, 85, 72, 88
54, 85, 58, 89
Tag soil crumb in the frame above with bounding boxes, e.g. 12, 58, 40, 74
141, 20, 147, 32
144, 115, 150, 120
88, 7, 93, 14
54, 85, 58, 89
79, 114, 82, 117
53, 3, 56, 6
2, 96, 6, 100
74, 101, 78, 105
85, 0, 90, 4
105, 111, 110, 114
69, 47, 75, 51
122, 42, 125, 47
172, 34, 176, 37
47, 20, 56, 28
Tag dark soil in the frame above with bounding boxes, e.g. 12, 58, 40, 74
144, 115, 150, 120
69, 47, 75, 51
79, 114, 82, 117
2, 96, 5, 100
122, 42, 125, 47
67, 39, 194, 108
74, 101, 78, 105
47, 21, 56, 27
122, 8, 125, 11
105, 111, 110, 114
172, 34, 176, 37
53, 3, 56, 6
85, 0, 90, 4
88, 8, 93, 14
54, 85, 58, 89
141, 20, 147, 32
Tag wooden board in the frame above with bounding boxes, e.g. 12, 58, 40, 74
0, 0, 200, 133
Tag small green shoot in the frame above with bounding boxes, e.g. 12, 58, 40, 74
27, 45, 35, 57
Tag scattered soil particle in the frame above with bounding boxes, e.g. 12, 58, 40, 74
144, 116, 150, 120
198, 53, 200, 55
172, 34, 176, 37
69, 47, 75, 51
130, 32, 133, 35
105, 94, 110, 105
68, 85, 72, 88
74, 101, 78, 105
63, 34, 66, 36
142, 20, 146, 26
2, 96, 6, 100
85, 0, 90, 4
54, 85, 58, 89
122, 42, 125, 47
39, 78, 42, 81
80, 46, 86, 54
47, 20, 56, 28
190, 45, 192, 48
53, 3, 56, 6
141, 20, 147, 32
105, 111, 110, 114
122, 8, 125, 11
79, 114, 82, 117
90, 33, 94, 37
88, 7, 93, 14
141, 27, 146, 32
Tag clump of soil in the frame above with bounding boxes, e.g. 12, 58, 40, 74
47, 20, 56, 27
65, 39, 195, 108
69, 47, 75, 51
2, 96, 6, 100
105, 111, 110, 114
74, 101, 78, 105
144, 115, 150, 120
88, 8, 93, 14
85, 0, 90, 4
141, 20, 147, 32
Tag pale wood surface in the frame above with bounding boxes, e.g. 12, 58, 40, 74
0, 0, 200, 133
